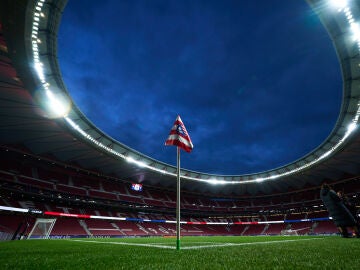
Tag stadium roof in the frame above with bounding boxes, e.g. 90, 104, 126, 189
1, 0, 360, 196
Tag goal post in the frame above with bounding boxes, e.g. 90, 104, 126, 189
280, 229, 299, 236
281, 226, 311, 236
27, 218, 57, 239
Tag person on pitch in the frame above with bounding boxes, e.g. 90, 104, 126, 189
320, 183, 359, 238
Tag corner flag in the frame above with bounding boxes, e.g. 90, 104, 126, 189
165, 115, 193, 250
165, 115, 193, 153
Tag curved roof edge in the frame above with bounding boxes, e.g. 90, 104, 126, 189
6, 0, 360, 187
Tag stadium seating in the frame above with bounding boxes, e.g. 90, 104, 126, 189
56, 184, 87, 197
50, 218, 88, 236
265, 223, 287, 235
113, 221, 149, 236
0, 214, 34, 236
88, 189, 118, 200
242, 224, 267, 236
288, 222, 313, 235
312, 221, 338, 235
84, 219, 122, 236
0, 148, 358, 238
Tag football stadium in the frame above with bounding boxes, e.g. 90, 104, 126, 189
1, 0, 360, 269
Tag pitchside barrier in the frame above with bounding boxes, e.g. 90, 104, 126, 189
0, 205, 331, 239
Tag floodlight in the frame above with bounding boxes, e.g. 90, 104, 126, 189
34, 62, 43, 76
126, 156, 135, 163
351, 23, 360, 41
347, 122, 357, 133
126, 156, 146, 167
45, 89, 71, 118
329, 0, 348, 9
209, 179, 218, 185
136, 161, 146, 167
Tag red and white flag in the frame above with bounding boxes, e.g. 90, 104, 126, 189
165, 115, 193, 153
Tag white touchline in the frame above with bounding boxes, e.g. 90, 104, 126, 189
71, 239, 175, 249
181, 238, 324, 250
70, 237, 324, 250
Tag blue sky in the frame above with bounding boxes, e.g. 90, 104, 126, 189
58, 0, 341, 175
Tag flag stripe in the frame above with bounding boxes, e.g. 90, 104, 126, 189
165, 115, 193, 153
165, 139, 193, 153
166, 134, 193, 149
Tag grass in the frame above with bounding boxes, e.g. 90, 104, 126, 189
0, 236, 359, 269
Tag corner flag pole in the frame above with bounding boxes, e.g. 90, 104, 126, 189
176, 146, 181, 250
164, 115, 193, 251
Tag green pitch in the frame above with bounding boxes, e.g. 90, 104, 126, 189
0, 236, 359, 269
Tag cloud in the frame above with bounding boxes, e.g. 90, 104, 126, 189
58, 0, 342, 175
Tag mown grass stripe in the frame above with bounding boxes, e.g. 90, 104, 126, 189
1, 236, 359, 270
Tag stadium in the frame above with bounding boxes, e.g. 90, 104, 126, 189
0, 0, 360, 269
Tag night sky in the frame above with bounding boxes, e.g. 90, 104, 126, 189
58, 0, 342, 175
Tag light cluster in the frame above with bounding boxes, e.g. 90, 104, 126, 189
32, 1, 46, 85
335, 0, 360, 50
31, 0, 360, 185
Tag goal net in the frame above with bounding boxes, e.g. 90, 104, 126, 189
280, 229, 299, 236
281, 227, 311, 236
27, 218, 57, 239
